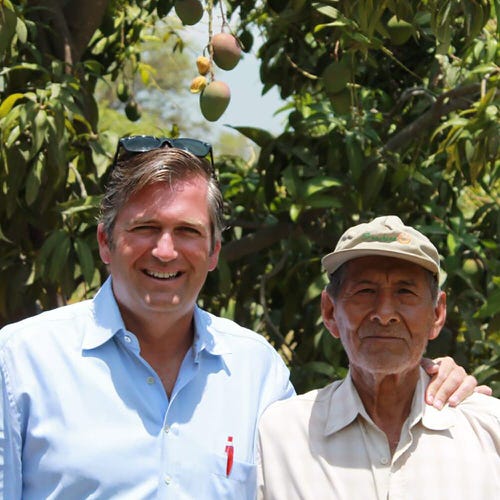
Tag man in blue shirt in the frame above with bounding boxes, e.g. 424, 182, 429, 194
0, 136, 487, 499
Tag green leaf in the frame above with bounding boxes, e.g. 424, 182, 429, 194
31, 108, 48, 156
0, 62, 48, 76
83, 60, 104, 76
471, 63, 499, 75
92, 36, 108, 55
0, 1, 17, 54
302, 361, 336, 378
74, 238, 95, 285
476, 288, 500, 318
25, 152, 44, 206
282, 166, 300, 198
313, 5, 341, 19
290, 204, 301, 221
0, 225, 13, 243
230, 126, 275, 148
345, 133, 364, 182
15, 16, 27, 43
360, 163, 386, 208
0, 93, 25, 119
303, 274, 328, 304
39, 230, 67, 262
447, 233, 458, 255
157, 1, 172, 18
138, 62, 155, 85
59, 195, 101, 216
412, 171, 433, 186
5, 124, 21, 148
303, 176, 342, 197
306, 193, 344, 209
49, 233, 71, 282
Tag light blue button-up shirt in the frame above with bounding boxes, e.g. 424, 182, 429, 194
0, 277, 294, 499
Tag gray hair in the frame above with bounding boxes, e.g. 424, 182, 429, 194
99, 148, 225, 253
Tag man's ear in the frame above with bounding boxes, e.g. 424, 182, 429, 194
208, 238, 221, 272
429, 291, 447, 340
97, 223, 111, 265
321, 290, 340, 339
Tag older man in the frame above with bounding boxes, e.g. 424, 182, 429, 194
258, 215, 499, 500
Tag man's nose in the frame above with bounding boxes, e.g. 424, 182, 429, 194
369, 292, 400, 325
152, 232, 178, 261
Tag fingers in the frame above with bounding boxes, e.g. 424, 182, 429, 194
421, 356, 440, 375
474, 384, 493, 396
423, 356, 476, 409
441, 374, 478, 408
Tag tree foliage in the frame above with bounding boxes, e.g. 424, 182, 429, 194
0, 0, 499, 393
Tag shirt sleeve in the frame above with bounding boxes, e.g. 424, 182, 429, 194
256, 430, 266, 500
265, 351, 296, 408
0, 354, 23, 499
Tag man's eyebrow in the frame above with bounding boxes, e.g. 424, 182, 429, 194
396, 279, 418, 286
348, 278, 418, 286
126, 216, 157, 225
349, 279, 376, 286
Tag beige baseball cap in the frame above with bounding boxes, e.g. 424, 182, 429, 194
321, 215, 440, 275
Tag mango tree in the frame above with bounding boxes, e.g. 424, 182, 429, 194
214, 0, 500, 392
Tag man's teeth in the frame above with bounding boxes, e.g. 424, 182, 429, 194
146, 270, 179, 279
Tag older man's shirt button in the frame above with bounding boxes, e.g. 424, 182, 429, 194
146, 376, 155, 385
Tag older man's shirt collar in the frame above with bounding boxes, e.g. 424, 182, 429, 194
324, 368, 456, 436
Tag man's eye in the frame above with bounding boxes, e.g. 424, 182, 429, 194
357, 288, 375, 294
178, 226, 201, 235
131, 225, 156, 232
398, 288, 415, 295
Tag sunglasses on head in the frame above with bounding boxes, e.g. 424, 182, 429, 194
112, 135, 214, 170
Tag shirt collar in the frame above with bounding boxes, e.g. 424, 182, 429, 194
82, 276, 126, 350
192, 306, 232, 360
82, 278, 232, 360
324, 371, 365, 435
324, 367, 456, 436
415, 368, 457, 430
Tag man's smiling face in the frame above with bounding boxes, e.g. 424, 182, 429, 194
97, 176, 220, 326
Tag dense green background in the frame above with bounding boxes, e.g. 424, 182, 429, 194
1, 0, 499, 394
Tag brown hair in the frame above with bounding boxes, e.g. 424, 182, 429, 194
99, 148, 225, 253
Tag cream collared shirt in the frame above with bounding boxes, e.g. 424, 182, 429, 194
257, 368, 500, 500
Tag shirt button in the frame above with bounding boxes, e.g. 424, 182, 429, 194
124, 335, 131, 343
164, 425, 170, 434
146, 376, 155, 385
164, 475, 172, 485
380, 457, 389, 465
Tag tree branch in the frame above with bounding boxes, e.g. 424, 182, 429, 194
259, 249, 299, 364
383, 83, 481, 154
64, 0, 111, 63
221, 222, 292, 262
33, 0, 74, 67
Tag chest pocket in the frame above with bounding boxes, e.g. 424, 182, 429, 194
209, 454, 256, 499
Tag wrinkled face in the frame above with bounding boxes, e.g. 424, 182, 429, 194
97, 176, 220, 326
321, 256, 446, 377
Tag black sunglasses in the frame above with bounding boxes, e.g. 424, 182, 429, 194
112, 135, 214, 170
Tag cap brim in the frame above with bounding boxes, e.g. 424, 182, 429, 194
322, 248, 439, 275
